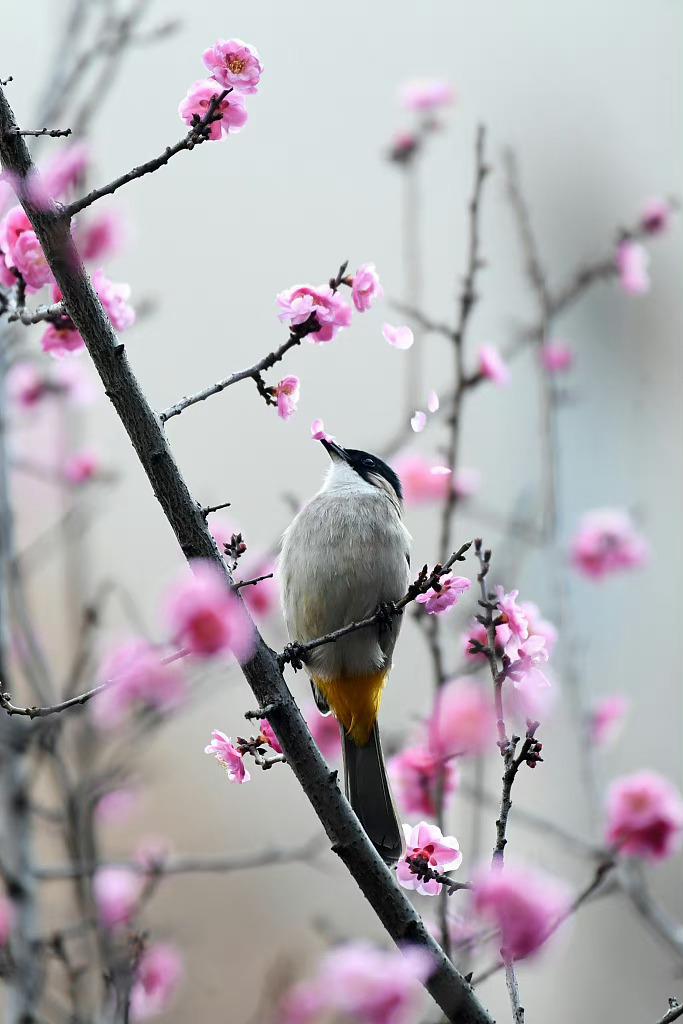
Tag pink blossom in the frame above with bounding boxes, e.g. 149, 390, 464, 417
41, 324, 85, 358
259, 719, 282, 754
393, 455, 451, 504
6, 362, 47, 407
462, 620, 490, 664
0, 257, 15, 288
164, 560, 254, 661
397, 821, 462, 896
504, 667, 556, 726
275, 375, 300, 420
640, 197, 672, 235
429, 679, 495, 758
506, 635, 551, 693
277, 284, 352, 343
63, 450, 99, 485
520, 601, 557, 657
42, 143, 89, 199
92, 640, 186, 730
352, 262, 383, 312
305, 704, 341, 760
0, 895, 13, 947
382, 322, 414, 350
240, 559, 278, 618
0, 205, 31, 262
617, 240, 650, 295
93, 867, 142, 929
453, 466, 481, 499
202, 38, 263, 94
540, 340, 573, 373
389, 745, 458, 818
495, 587, 529, 644
410, 410, 426, 433
204, 729, 250, 783
77, 210, 125, 263
589, 694, 630, 748
92, 269, 135, 331
12, 231, 53, 291
571, 508, 648, 580
478, 344, 510, 386
131, 944, 184, 1020
400, 79, 454, 112
94, 788, 139, 826
282, 943, 433, 1024
310, 418, 334, 443
416, 575, 471, 615
605, 771, 683, 861
472, 864, 570, 961
178, 78, 248, 139
426, 389, 439, 413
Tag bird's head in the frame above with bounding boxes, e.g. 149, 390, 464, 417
320, 438, 403, 505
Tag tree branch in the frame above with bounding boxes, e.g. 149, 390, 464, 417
0, 84, 493, 1024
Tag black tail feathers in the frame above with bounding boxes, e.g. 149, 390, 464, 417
342, 722, 404, 866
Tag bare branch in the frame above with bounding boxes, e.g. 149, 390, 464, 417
0, 84, 493, 1024
9, 127, 72, 139
656, 1000, 683, 1024
8, 300, 68, 325
62, 90, 230, 219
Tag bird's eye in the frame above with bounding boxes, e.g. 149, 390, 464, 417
363, 457, 374, 467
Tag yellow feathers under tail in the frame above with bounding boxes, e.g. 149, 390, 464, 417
313, 671, 388, 746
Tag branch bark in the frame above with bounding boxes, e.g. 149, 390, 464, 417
0, 85, 493, 1024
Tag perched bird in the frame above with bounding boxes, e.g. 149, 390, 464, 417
279, 438, 411, 864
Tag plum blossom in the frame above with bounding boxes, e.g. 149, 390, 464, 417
92, 269, 135, 331
640, 198, 672, 235
617, 240, 650, 295
165, 560, 254, 661
506, 635, 551, 693
472, 864, 570, 961
277, 284, 352, 343
12, 231, 53, 291
310, 418, 334, 443
93, 867, 142, 929
92, 640, 186, 730
0, 895, 13, 947
397, 821, 462, 896
410, 410, 426, 433
240, 558, 278, 618
202, 38, 263, 93
305, 704, 341, 760
6, 363, 47, 407
389, 744, 458, 818
605, 771, 683, 861
275, 375, 300, 420
416, 574, 471, 615
259, 719, 282, 754
589, 694, 630, 748
42, 142, 89, 199
77, 210, 125, 263
178, 79, 248, 139
462, 620, 491, 664
0, 205, 31, 260
352, 262, 383, 312
41, 324, 85, 358
429, 678, 495, 758
520, 601, 557, 657
540, 340, 573, 373
130, 944, 184, 1021
571, 508, 648, 580
478, 344, 510, 386
393, 455, 451, 504
382, 322, 414, 350
204, 730, 250, 783
281, 943, 433, 1024
400, 79, 454, 112
495, 586, 529, 645
63, 450, 100, 485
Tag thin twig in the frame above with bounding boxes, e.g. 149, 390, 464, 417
9, 128, 72, 139
655, 1000, 683, 1024
8, 301, 68, 325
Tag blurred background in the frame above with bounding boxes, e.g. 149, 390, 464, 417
2, 1, 682, 1021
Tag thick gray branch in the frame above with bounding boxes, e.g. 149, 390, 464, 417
0, 85, 492, 1024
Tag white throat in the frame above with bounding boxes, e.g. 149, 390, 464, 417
321, 461, 376, 496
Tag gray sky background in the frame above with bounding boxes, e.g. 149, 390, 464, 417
3, 1, 683, 1021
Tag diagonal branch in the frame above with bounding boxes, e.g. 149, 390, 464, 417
0, 84, 493, 1024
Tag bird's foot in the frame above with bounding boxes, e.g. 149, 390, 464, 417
374, 601, 397, 635
279, 642, 306, 672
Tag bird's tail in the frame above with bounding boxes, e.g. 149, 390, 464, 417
342, 722, 404, 866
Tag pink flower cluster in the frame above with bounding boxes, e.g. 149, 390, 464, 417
179, 39, 262, 140
165, 560, 254, 661
205, 730, 250, 783
415, 574, 471, 615
281, 942, 433, 1024
92, 641, 186, 730
617, 240, 650, 295
0, 206, 52, 291
478, 344, 510, 386
472, 863, 570, 961
571, 508, 647, 580
130, 944, 184, 1021
44, 272, 135, 358
277, 282, 353, 343
605, 771, 683, 861
275, 375, 300, 420
389, 744, 458, 818
429, 678, 495, 758
397, 821, 462, 896
93, 867, 143, 929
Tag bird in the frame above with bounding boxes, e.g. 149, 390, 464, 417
279, 438, 411, 865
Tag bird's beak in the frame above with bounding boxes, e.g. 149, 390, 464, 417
320, 438, 347, 462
